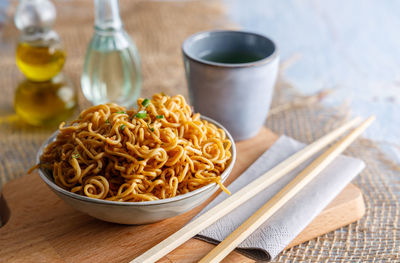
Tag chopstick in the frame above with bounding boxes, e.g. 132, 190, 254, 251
199, 116, 375, 263
131, 117, 362, 263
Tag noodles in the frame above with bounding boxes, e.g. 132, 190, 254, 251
36, 94, 232, 202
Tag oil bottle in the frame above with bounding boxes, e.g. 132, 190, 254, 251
14, 0, 77, 126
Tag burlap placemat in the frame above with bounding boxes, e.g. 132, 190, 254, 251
267, 77, 400, 262
0, 0, 398, 262
0, 0, 227, 185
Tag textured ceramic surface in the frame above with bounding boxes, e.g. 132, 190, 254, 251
182, 30, 279, 141
36, 116, 236, 225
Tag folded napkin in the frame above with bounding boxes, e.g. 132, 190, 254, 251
193, 135, 365, 261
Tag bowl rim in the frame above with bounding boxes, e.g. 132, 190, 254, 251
37, 115, 236, 206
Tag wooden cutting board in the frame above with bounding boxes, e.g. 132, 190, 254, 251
0, 128, 365, 263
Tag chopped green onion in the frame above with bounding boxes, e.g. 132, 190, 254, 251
135, 110, 147, 119
147, 123, 155, 132
141, 98, 151, 107
72, 153, 80, 159
156, 115, 164, 119
105, 119, 110, 124
116, 111, 126, 114
120, 124, 126, 131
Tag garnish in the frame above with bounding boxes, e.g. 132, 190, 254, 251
156, 115, 164, 119
72, 153, 80, 159
135, 110, 147, 119
137, 157, 144, 161
105, 119, 110, 124
116, 111, 126, 114
141, 98, 150, 107
147, 123, 155, 132
120, 124, 126, 131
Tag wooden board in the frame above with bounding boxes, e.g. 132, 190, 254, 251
0, 128, 365, 263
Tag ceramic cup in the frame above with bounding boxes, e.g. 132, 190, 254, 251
182, 30, 279, 141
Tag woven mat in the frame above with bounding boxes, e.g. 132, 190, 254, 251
0, 0, 398, 262
268, 78, 400, 262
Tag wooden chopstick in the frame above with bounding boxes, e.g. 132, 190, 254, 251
130, 117, 362, 263
199, 116, 375, 263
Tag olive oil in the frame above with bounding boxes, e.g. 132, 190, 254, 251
16, 42, 65, 82
13, 0, 77, 127
14, 75, 77, 126
201, 51, 264, 64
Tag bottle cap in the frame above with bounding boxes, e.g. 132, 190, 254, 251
14, 0, 56, 34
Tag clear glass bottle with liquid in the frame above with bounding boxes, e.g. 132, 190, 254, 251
81, 0, 142, 107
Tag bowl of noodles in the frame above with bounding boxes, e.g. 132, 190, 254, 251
33, 94, 236, 224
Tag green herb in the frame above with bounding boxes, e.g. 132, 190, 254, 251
72, 153, 80, 159
141, 98, 151, 107
156, 115, 164, 119
105, 119, 110, 124
116, 111, 127, 114
137, 157, 144, 161
120, 124, 126, 131
135, 110, 147, 119
147, 123, 155, 132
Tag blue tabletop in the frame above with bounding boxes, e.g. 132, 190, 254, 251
226, 0, 400, 163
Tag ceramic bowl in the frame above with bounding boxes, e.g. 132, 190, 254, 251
37, 116, 236, 225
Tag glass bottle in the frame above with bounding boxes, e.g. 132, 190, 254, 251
81, 0, 142, 107
13, 0, 77, 127
14, 0, 66, 82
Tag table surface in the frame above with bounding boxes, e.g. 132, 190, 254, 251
1, 0, 398, 164
225, 0, 400, 164
0, 0, 398, 262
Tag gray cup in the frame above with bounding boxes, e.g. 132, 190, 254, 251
182, 30, 279, 141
